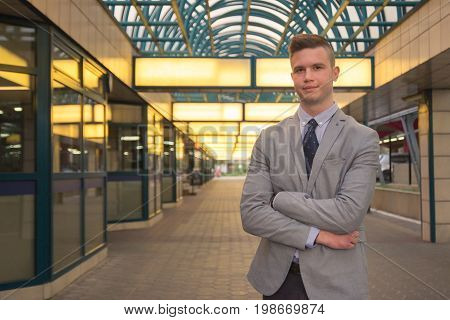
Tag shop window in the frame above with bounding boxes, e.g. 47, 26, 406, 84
83, 62, 104, 95
52, 81, 82, 173
83, 97, 105, 172
0, 71, 35, 172
52, 45, 80, 83
84, 178, 105, 254
52, 179, 82, 273
107, 179, 142, 221
0, 181, 35, 283
107, 104, 144, 172
0, 22, 35, 68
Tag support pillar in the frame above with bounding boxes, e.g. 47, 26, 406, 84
419, 90, 450, 243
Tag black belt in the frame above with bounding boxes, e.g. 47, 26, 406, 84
289, 262, 300, 274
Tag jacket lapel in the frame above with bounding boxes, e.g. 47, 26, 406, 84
306, 108, 347, 194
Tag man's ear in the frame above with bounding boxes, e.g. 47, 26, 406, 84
333, 66, 340, 82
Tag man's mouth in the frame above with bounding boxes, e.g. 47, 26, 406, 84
303, 86, 318, 91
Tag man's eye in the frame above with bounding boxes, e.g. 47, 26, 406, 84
313, 66, 322, 70
295, 69, 304, 73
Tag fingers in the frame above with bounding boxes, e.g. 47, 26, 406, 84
350, 231, 360, 244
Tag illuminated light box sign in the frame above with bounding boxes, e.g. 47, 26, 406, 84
256, 58, 372, 88
173, 103, 243, 121
135, 58, 251, 87
135, 57, 372, 89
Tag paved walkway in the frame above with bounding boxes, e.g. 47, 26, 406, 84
54, 178, 450, 300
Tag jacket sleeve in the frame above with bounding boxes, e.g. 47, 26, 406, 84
272, 130, 379, 234
240, 130, 313, 250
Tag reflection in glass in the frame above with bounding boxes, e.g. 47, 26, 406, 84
176, 130, 186, 172
52, 82, 82, 172
84, 179, 105, 254
53, 180, 82, 273
107, 180, 142, 221
83, 62, 103, 95
84, 98, 105, 172
148, 176, 156, 217
52, 45, 80, 82
154, 113, 163, 212
0, 183, 34, 283
0, 72, 35, 172
107, 104, 143, 172
0, 22, 35, 68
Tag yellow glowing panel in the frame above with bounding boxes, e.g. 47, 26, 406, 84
245, 103, 298, 121
53, 80, 64, 89
188, 122, 239, 136
83, 105, 93, 122
0, 45, 28, 67
203, 143, 235, 150
256, 58, 292, 87
240, 122, 277, 136
53, 59, 80, 81
94, 104, 105, 122
237, 135, 258, 144
52, 105, 82, 123
232, 151, 252, 160
106, 105, 112, 121
335, 58, 372, 87
135, 58, 251, 87
197, 136, 236, 144
53, 124, 79, 139
256, 58, 372, 87
0, 71, 30, 89
205, 150, 233, 158
234, 143, 255, 150
84, 124, 105, 139
173, 103, 243, 121
84, 65, 101, 90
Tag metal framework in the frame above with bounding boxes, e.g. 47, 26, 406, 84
103, 0, 424, 57
102, 0, 424, 103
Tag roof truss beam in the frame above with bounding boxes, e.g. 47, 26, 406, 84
129, 0, 163, 53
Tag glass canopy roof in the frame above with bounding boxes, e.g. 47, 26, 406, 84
101, 0, 425, 160
103, 0, 424, 57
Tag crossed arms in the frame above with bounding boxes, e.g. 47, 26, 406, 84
240, 129, 379, 250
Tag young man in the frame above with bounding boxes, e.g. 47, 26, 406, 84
240, 34, 379, 299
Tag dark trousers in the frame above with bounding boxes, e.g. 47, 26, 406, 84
263, 263, 309, 300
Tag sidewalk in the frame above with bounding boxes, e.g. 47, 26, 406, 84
54, 178, 450, 299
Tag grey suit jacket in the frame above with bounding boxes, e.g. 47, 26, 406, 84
240, 108, 379, 299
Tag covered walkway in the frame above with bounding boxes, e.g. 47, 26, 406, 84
53, 178, 449, 300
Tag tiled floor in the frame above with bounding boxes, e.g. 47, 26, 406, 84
53, 177, 450, 300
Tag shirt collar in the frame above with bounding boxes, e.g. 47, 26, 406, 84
298, 102, 339, 128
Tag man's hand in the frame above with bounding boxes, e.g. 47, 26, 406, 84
315, 230, 359, 250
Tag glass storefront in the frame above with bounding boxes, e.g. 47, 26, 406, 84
84, 178, 105, 254
52, 82, 82, 173
0, 20, 37, 285
0, 182, 35, 283
83, 98, 106, 172
373, 118, 418, 186
0, 13, 213, 291
0, 21, 36, 173
52, 179, 82, 273
51, 38, 107, 275
107, 104, 145, 222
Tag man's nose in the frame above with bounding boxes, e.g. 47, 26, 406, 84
304, 68, 313, 81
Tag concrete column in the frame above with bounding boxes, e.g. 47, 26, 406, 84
419, 90, 450, 243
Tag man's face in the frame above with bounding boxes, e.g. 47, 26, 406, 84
290, 47, 339, 107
